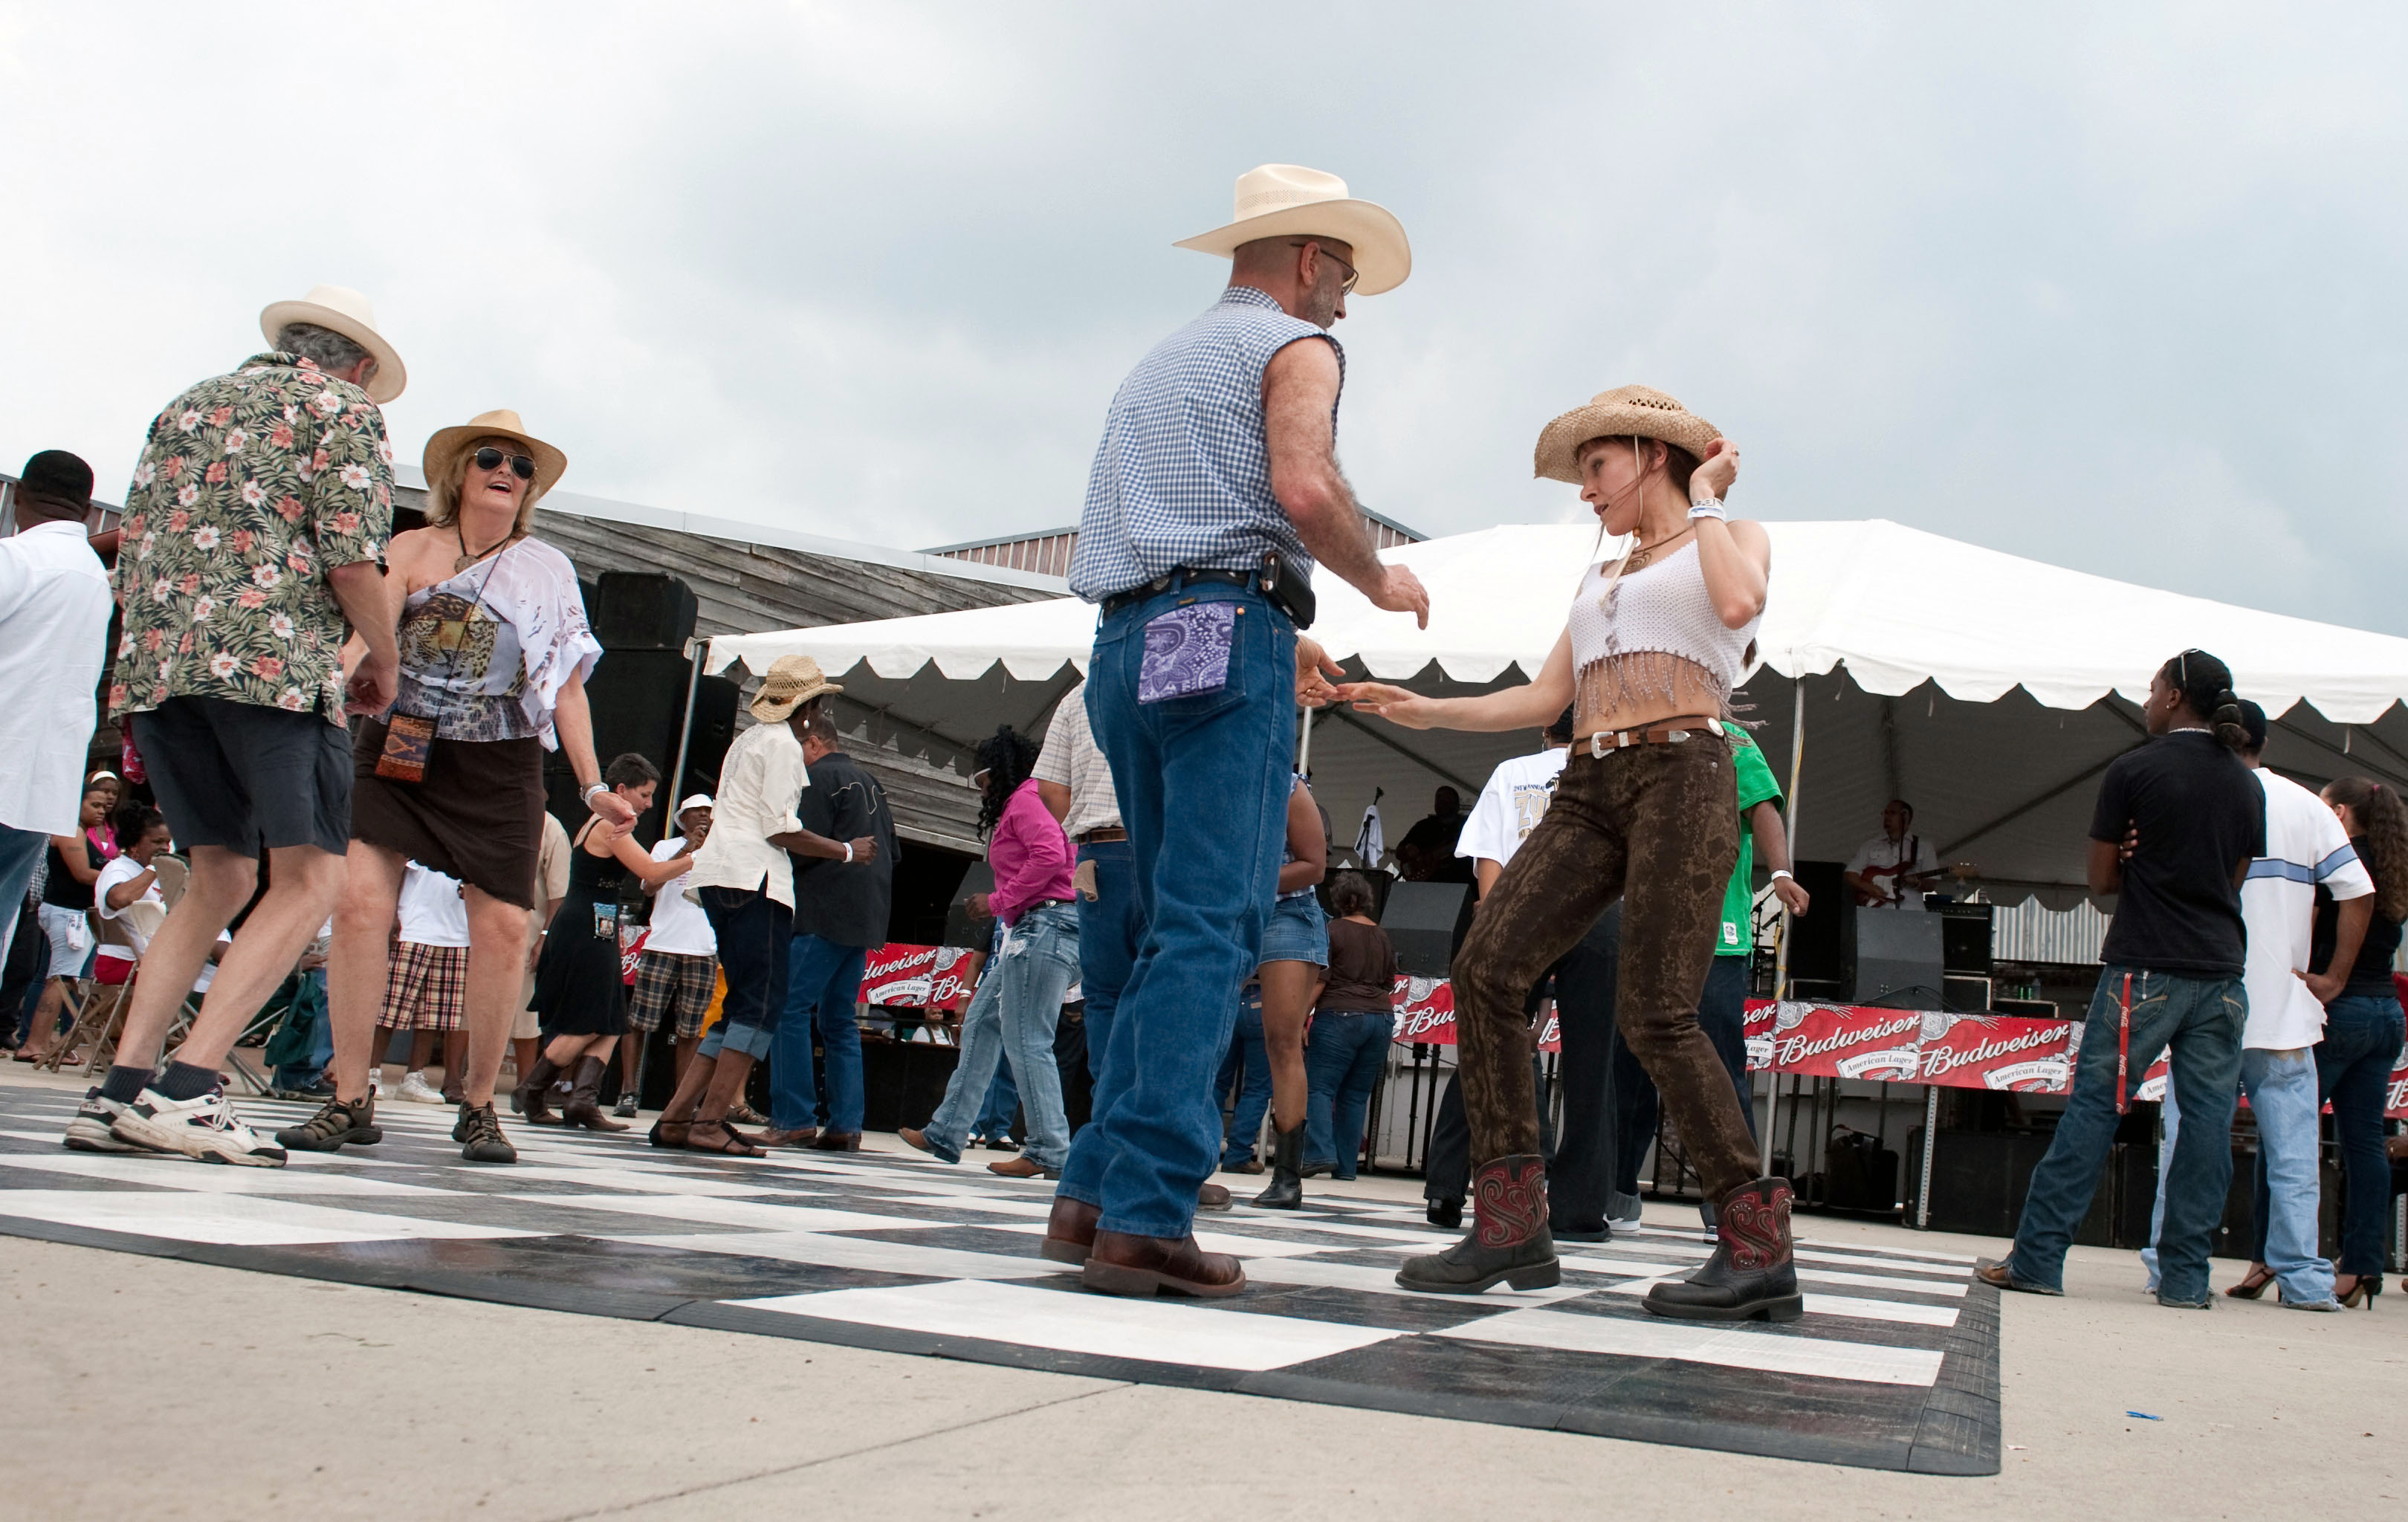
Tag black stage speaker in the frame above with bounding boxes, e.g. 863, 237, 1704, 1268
543, 649, 725, 840
678, 673, 740, 801
1782, 861, 1848, 988
943, 861, 997, 951
1382, 881, 1474, 977
1845, 907, 1945, 1005
592, 571, 698, 651
1936, 901, 1995, 974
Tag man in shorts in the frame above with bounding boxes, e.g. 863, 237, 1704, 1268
624, 795, 718, 1115
69, 287, 404, 1166
381, 861, 470, 1104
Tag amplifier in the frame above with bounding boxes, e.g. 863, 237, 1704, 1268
1381, 881, 1475, 977
592, 571, 698, 651
1935, 901, 1995, 974
1845, 908, 1945, 1006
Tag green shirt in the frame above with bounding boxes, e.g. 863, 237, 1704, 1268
1718, 721, 1784, 955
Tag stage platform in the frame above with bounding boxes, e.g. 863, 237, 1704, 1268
0, 1080, 1997, 1474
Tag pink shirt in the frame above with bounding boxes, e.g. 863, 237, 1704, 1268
988, 779, 1075, 926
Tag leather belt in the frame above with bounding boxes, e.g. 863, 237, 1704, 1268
1582, 716, 1725, 757
1076, 827, 1127, 843
1099, 566, 1260, 618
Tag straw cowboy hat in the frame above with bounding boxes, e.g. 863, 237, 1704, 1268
421, 409, 570, 507
259, 284, 407, 403
1532, 385, 1724, 485
749, 655, 842, 723
1174, 164, 1411, 296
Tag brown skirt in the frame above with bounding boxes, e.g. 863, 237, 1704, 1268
352, 718, 544, 910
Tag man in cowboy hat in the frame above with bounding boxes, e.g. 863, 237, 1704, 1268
656, 656, 878, 1155
1046, 165, 1432, 1297
67, 288, 407, 1165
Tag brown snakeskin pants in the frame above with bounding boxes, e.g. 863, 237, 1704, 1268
1450, 736, 1757, 1201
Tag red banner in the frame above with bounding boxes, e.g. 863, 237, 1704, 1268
858, 943, 980, 1012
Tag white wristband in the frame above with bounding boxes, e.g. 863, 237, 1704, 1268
580, 783, 607, 804
1688, 496, 1727, 521
842, 842, 854, 863
1770, 868, 1793, 882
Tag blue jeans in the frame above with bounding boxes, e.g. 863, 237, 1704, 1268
976, 1053, 1020, 1139
769, 934, 867, 1133
696, 887, 792, 1061
2314, 992, 2407, 1276
0, 826, 45, 971
924, 901, 1081, 1169
1075, 839, 1139, 1084
2010, 965, 2244, 1304
274, 968, 334, 1089
1303, 1008, 1391, 1178
2241, 1047, 2340, 1302
1059, 580, 1296, 1238
1220, 986, 1272, 1166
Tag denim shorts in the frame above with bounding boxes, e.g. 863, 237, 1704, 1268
1259, 891, 1328, 967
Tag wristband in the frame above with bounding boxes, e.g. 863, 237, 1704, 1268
1770, 869, 1793, 882
1688, 496, 1727, 521
843, 841, 854, 863
580, 782, 608, 804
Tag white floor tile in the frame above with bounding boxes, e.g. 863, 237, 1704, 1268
499, 1192, 927, 1233
733, 1277, 1399, 1371
619, 1230, 1059, 1280
1436, 1306, 1945, 1386
0, 1153, 447, 1195
0, 1188, 535, 1246
1593, 1278, 1961, 1327
1243, 1255, 1592, 1304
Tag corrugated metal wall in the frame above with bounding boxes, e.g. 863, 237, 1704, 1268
1990, 898, 2111, 965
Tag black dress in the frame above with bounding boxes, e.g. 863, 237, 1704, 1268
529, 824, 632, 1037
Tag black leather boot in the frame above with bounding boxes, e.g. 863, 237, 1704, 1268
1644, 1176, 1803, 1321
1251, 1121, 1304, 1209
1395, 1154, 1559, 1294
512, 1055, 564, 1127
563, 1057, 629, 1132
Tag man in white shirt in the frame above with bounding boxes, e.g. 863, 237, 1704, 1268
623, 795, 719, 1115
1844, 800, 1941, 910
380, 863, 471, 1106
2141, 701, 2371, 1306
0, 452, 114, 969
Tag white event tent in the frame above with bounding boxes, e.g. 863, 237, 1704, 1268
708, 519, 2408, 906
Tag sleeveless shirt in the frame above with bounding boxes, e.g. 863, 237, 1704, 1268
1068, 285, 1341, 600
1565, 541, 1758, 716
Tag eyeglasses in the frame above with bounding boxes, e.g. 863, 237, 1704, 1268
1289, 239, 1359, 294
473, 446, 537, 481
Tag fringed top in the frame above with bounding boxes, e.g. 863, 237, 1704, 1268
1566, 542, 1758, 718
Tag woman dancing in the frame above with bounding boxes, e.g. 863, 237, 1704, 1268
1341, 385, 1793, 1318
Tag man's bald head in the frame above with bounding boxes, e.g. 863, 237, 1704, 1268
1229, 234, 1355, 328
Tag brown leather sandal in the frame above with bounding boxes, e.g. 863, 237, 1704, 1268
684, 1120, 766, 1157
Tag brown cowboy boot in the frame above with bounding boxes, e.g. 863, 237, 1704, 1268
1644, 1176, 1804, 1322
562, 1057, 629, 1132
512, 1055, 563, 1126
1394, 1154, 1559, 1295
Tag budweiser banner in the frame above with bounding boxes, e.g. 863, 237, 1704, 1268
858, 943, 980, 1012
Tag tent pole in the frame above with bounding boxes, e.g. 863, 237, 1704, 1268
669, 636, 706, 801
1298, 702, 1314, 774
1764, 673, 1806, 1176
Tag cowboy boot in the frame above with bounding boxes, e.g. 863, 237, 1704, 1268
1644, 1176, 1803, 1322
512, 1055, 564, 1126
563, 1056, 629, 1132
1395, 1154, 1559, 1295
1251, 1121, 1304, 1209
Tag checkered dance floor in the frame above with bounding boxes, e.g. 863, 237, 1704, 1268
0, 1081, 1996, 1473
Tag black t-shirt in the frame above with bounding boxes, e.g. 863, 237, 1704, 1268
788, 751, 898, 948
2090, 730, 2265, 978
42, 839, 100, 910
1399, 812, 1474, 884
2308, 835, 2404, 999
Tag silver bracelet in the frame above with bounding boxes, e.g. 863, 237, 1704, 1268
1688, 496, 1727, 521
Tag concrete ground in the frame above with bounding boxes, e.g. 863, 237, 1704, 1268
6, 1066, 2402, 1519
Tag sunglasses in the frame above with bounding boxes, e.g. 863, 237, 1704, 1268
1289, 239, 1359, 294
473, 446, 537, 481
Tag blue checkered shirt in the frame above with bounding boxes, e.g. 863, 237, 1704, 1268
1067, 285, 1343, 600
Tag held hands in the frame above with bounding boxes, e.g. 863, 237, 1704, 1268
345, 650, 397, 716
1295, 636, 1344, 707
587, 789, 638, 827
1773, 875, 1810, 916
1333, 681, 1438, 729
1690, 438, 1741, 505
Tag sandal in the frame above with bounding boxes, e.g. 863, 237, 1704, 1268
2226, 1264, 2277, 1300
684, 1121, 765, 1157
649, 1118, 691, 1149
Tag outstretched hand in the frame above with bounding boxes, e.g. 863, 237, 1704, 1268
1295, 636, 1344, 707
1333, 681, 1438, 729
1370, 564, 1431, 629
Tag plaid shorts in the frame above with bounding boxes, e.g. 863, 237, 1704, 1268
628, 951, 717, 1039
381, 940, 467, 1032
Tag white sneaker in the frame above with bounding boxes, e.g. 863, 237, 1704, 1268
396, 1070, 446, 1104
110, 1087, 288, 1167
64, 1089, 139, 1153
367, 1069, 389, 1100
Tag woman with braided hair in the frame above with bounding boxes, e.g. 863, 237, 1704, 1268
1981, 648, 2268, 1308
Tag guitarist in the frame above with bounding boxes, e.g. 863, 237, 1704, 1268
1845, 799, 1942, 910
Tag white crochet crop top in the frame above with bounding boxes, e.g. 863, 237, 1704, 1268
1565, 541, 1759, 716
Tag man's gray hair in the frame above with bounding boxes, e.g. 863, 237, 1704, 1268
802, 709, 844, 749
274, 321, 371, 375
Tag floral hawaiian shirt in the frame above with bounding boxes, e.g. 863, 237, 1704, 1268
111, 352, 394, 727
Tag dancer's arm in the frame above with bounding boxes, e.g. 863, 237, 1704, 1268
1335, 631, 1575, 733
607, 829, 693, 888
1263, 339, 1428, 629
1687, 441, 1770, 629
1276, 785, 1326, 894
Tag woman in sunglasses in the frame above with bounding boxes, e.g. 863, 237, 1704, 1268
279, 410, 627, 1167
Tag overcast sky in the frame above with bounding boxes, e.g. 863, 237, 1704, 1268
6, 2, 2404, 631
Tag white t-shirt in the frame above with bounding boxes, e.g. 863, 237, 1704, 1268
2242, 769, 2375, 1049
191, 930, 233, 994
1847, 832, 1941, 910
644, 837, 716, 957
1458, 748, 1571, 870
93, 855, 164, 962
396, 863, 472, 948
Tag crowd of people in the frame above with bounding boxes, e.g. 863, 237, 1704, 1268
2, 162, 2401, 1319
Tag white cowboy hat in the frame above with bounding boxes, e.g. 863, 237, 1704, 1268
258, 285, 407, 403
421, 409, 570, 508
1173, 164, 1411, 296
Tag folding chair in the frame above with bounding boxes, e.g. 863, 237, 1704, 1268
39, 913, 140, 1077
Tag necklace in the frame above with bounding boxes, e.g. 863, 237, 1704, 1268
454, 523, 522, 574
1625, 524, 1695, 571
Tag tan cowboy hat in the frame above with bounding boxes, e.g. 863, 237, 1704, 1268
421, 409, 570, 507
1173, 164, 1411, 296
1532, 385, 1723, 485
749, 655, 842, 723
259, 285, 407, 403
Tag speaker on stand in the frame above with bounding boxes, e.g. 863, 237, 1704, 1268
546, 572, 734, 841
